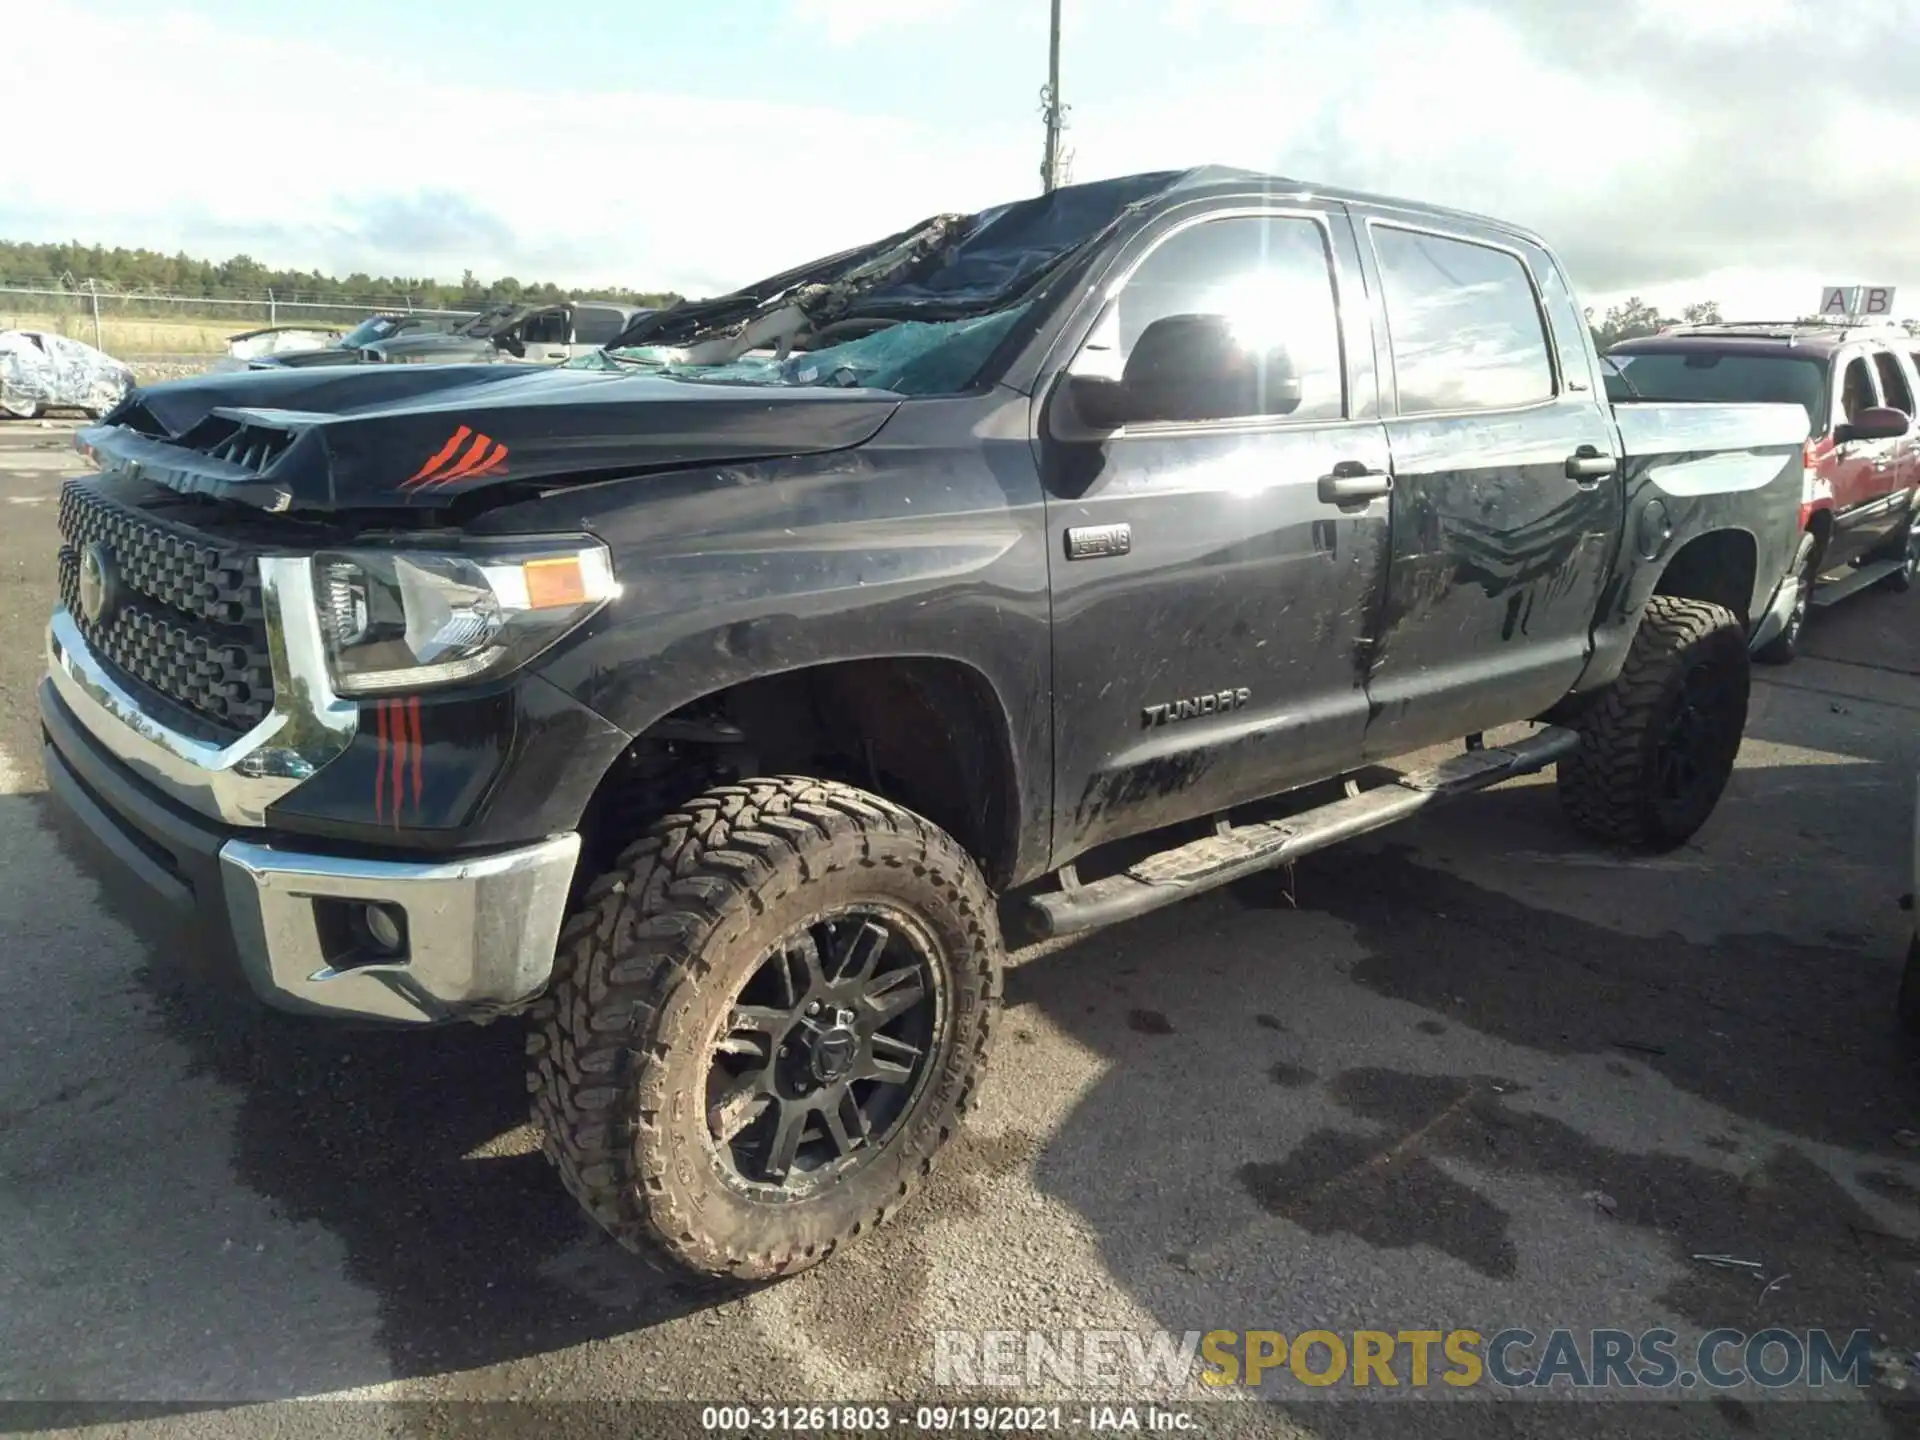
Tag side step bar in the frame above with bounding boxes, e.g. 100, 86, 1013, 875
1810, 558, 1904, 609
1019, 726, 1580, 939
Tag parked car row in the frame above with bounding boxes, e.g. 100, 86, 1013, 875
243, 299, 653, 370
1605, 321, 1920, 661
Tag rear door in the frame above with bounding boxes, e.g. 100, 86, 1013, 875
1348, 213, 1623, 758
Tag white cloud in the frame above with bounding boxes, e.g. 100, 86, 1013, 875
4, 0, 1030, 296
1, 0, 1914, 320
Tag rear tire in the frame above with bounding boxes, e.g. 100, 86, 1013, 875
528, 776, 1002, 1280
1557, 595, 1750, 853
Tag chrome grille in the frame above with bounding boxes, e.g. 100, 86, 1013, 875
56, 480, 275, 734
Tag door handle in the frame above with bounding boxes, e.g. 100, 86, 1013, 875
1566, 447, 1618, 483
1317, 461, 1392, 505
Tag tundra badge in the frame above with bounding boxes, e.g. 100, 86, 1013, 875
1144, 689, 1251, 727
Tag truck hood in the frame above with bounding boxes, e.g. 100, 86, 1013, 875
79, 363, 904, 513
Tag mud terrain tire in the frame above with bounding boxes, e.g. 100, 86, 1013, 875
1557, 595, 1750, 852
528, 776, 1001, 1280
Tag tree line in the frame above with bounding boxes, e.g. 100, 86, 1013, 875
7, 237, 1914, 346
0, 239, 682, 311
1588, 297, 1920, 348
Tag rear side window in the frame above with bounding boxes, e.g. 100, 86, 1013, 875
1872, 351, 1915, 414
521, 310, 570, 345
1372, 226, 1555, 415
572, 307, 628, 346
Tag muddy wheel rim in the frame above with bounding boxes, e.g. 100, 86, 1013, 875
702, 906, 944, 1195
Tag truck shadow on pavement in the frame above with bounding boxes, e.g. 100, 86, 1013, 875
1010, 732, 1920, 1437
136, 969, 741, 1380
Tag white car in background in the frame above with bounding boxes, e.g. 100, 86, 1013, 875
0, 330, 134, 420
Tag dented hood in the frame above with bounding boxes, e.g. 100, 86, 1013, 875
79, 362, 904, 513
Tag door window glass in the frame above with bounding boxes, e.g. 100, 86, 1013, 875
521, 311, 570, 345
1839, 357, 1878, 422
1372, 226, 1555, 414
1079, 213, 1346, 423
1872, 351, 1914, 414
571, 307, 628, 346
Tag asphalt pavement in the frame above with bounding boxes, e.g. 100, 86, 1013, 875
3, 417, 1920, 1439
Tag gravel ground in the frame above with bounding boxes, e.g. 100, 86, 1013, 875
128, 356, 221, 384
2, 419, 1919, 1439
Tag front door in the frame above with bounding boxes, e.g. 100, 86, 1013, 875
1040, 204, 1393, 860
1870, 346, 1920, 541
1828, 352, 1902, 567
1349, 216, 1624, 756
516, 308, 574, 364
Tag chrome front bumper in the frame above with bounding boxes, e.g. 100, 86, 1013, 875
220, 833, 580, 1024
43, 593, 580, 1025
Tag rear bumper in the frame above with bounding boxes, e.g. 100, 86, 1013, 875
42, 675, 578, 1025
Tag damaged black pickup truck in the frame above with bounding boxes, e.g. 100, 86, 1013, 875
45, 167, 1810, 1279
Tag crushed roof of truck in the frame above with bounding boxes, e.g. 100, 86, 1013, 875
604, 166, 1550, 365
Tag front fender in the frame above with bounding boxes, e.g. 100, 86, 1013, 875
475, 392, 1057, 880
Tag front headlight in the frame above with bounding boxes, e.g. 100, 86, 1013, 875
313, 540, 617, 696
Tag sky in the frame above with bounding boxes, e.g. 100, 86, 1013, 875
4, 0, 1917, 321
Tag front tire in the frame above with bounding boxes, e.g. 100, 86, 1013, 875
1754, 540, 1815, 666
1557, 594, 1751, 852
528, 776, 1002, 1280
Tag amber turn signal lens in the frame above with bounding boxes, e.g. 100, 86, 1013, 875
523, 556, 590, 609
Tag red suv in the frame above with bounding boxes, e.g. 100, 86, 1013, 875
1605, 322, 1920, 662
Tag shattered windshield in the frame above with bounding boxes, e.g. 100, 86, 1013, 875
583, 305, 1031, 396
579, 171, 1195, 396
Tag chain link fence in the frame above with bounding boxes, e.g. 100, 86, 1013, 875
0, 282, 478, 360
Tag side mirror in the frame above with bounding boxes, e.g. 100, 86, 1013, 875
1063, 372, 1133, 430
1060, 313, 1303, 431
1122, 313, 1302, 424
1836, 405, 1910, 444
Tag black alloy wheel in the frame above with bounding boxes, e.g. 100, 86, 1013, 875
706, 908, 941, 1194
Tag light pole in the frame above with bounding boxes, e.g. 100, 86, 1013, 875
1041, 0, 1062, 193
